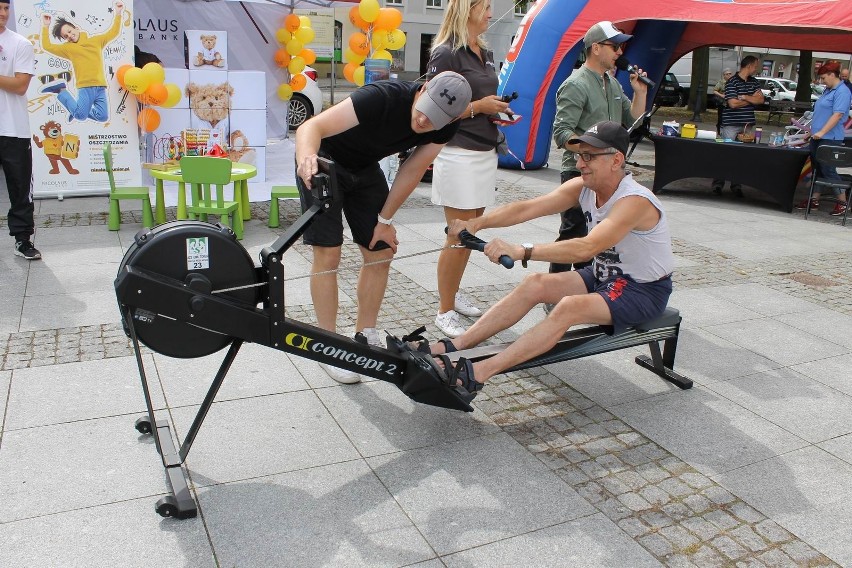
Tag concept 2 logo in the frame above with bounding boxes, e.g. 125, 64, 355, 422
284, 333, 398, 376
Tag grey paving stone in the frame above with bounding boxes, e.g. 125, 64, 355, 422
713, 535, 748, 560
709, 367, 852, 443
0, 371, 9, 436
0, 293, 24, 334
731, 524, 770, 552
669, 288, 764, 327
716, 446, 852, 566
368, 432, 594, 555
171, 391, 360, 485
153, 343, 310, 407
818, 432, 852, 467
681, 516, 722, 542
702, 317, 847, 367
19, 289, 121, 332
0, 415, 167, 522
315, 380, 499, 457
197, 459, 435, 567
443, 513, 661, 567
638, 532, 675, 557
791, 353, 852, 397
610, 386, 806, 476
5, 355, 165, 429
705, 283, 820, 318
0, 498, 215, 568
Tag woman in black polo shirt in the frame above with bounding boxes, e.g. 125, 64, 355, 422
427, 0, 512, 338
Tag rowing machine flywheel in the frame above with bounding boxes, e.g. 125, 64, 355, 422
117, 221, 259, 358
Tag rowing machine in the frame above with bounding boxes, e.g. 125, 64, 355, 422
115, 158, 470, 519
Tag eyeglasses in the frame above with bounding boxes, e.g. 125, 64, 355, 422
599, 42, 624, 51
574, 150, 616, 162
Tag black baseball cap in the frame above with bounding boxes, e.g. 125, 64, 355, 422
568, 121, 629, 156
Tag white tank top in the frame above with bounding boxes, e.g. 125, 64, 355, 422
578, 173, 675, 283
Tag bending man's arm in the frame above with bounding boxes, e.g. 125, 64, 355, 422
295, 98, 359, 188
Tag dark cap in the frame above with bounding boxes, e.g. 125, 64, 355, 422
569, 121, 629, 155
583, 21, 633, 50
0, 1, 10, 4
414, 71, 472, 130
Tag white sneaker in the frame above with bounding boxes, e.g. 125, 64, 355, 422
435, 310, 466, 338
356, 327, 383, 347
454, 292, 482, 317
320, 363, 361, 384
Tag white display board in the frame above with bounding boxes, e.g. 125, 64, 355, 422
16, 0, 140, 198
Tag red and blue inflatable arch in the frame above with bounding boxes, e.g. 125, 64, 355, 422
496, 0, 852, 169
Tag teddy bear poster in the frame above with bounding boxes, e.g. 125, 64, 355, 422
17, 0, 142, 197
185, 30, 227, 70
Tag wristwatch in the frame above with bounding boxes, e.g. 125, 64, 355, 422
521, 243, 534, 268
377, 213, 393, 226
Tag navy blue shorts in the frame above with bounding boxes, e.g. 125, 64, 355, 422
297, 159, 391, 251
576, 267, 672, 333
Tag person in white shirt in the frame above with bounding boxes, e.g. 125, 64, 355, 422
0, 0, 40, 259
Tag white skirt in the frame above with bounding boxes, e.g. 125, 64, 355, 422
431, 145, 497, 210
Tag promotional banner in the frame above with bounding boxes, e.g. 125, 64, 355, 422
17, 0, 140, 198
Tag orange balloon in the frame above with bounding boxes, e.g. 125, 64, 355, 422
343, 62, 358, 83
274, 48, 291, 67
299, 48, 317, 66
290, 74, 307, 91
284, 13, 301, 33
141, 82, 168, 106
116, 64, 133, 88
373, 8, 402, 31
349, 6, 369, 31
349, 32, 369, 56
137, 108, 161, 132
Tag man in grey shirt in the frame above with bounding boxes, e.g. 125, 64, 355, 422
550, 21, 647, 281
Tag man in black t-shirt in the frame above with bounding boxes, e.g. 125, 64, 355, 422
294, 71, 471, 384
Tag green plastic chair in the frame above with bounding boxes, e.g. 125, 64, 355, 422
180, 156, 243, 239
104, 143, 154, 231
268, 185, 299, 228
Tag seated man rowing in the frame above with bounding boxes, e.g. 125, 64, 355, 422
427, 120, 675, 400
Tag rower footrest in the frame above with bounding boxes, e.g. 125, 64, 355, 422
386, 335, 474, 412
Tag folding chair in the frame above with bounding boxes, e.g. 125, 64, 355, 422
180, 156, 244, 239
804, 145, 852, 226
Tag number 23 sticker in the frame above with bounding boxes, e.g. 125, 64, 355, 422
186, 237, 210, 270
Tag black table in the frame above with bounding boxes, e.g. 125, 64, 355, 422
651, 135, 810, 212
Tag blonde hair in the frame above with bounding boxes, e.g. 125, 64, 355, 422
432, 0, 488, 52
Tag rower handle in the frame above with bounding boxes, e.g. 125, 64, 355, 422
457, 229, 514, 269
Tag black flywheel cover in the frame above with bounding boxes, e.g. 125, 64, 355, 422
117, 221, 259, 358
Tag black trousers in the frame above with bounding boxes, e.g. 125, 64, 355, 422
0, 136, 34, 240
550, 170, 593, 274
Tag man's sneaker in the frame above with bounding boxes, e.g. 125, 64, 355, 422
830, 202, 848, 216
14, 240, 41, 260
454, 292, 482, 317
39, 80, 67, 95
320, 363, 360, 384
795, 198, 819, 210
435, 310, 466, 338
354, 327, 383, 347
711, 182, 723, 195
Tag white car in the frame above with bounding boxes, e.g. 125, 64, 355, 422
757, 77, 818, 102
288, 66, 323, 129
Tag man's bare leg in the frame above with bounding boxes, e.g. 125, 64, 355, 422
472, 292, 612, 383
311, 245, 342, 332
355, 245, 394, 332
441, 271, 588, 352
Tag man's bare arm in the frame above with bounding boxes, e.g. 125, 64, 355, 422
0, 72, 32, 96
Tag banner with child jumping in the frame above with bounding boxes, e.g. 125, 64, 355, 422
16, 0, 140, 198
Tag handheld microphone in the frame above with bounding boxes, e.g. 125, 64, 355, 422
615, 56, 655, 90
